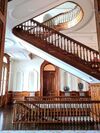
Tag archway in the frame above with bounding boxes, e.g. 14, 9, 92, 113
40, 61, 59, 96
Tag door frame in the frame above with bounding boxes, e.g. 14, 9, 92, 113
40, 61, 59, 96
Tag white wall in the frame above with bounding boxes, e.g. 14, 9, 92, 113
8, 56, 44, 92
59, 69, 89, 91
8, 57, 89, 92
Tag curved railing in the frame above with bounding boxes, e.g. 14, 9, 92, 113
43, 5, 83, 29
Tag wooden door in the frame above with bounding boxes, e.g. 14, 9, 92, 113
43, 71, 56, 96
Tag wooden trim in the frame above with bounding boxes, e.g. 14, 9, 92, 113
94, 0, 100, 54
0, 0, 8, 106
7, 91, 36, 103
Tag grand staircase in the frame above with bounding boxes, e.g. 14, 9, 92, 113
12, 8, 100, 80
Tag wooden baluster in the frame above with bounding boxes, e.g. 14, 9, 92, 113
86, 49, 89, 62
73, 104, 75, 124
28, 21, 30, 31
27, 104, 30, 123
69, 103, 71, 123
26, 22, 28, 31
62, 37, 65, 50
56, 34, 59, 47
57, 35, 60, 48
80, 46, 82, 59
83, 48, 86, 61
70, 41, 73, 54
76, 103, 78, 125
84, 103, 86, 124
39, 103, 42, 123
97, 103, 100, 124
67, 40, 69, 53
13, 104, 15, 123
47, 104, 49, 122
89, 103, 92, 124
63, 38, 66, 51
51, 104, 53, 122
54, 33, 57, 46
60, 37, 63, 49
71, 41, 73, 54
95, 103, 98, 125
37, 104, 39, 122
89, 50, 92, 62
76, 44, 78, 56
81, 47, 83, 60
82, 103, 85, 124
47, 29, 50, 43
43, 104, 44, 123
78, 103, 81, 123
72, 103, 74, 124
30, 104, 32, 122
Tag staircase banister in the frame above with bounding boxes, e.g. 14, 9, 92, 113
14, 19, 99, 55
15, 99, 100, 104
42, 5, 79, 24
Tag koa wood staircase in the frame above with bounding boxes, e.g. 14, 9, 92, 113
13, 13, 100, 80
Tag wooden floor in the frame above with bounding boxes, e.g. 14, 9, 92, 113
0, 105, 100, 130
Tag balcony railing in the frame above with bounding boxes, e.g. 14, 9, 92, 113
13, 97, 100, 127
43, 5, 83, 29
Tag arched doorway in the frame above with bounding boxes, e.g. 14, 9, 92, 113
40, 61, 59, 96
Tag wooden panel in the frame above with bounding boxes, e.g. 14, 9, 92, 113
7, 91, 35, 103
89, 83, 100, 122
0, 0, 5, 14
60, 91, 90, 98
0, 20, 3, 42
35, 91, 40, 97
90, 83, 100, 100
97, 0, 100, 12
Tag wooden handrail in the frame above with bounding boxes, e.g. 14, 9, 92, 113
15, 19, 99, 54
16, 99, 100, 104
13, 98, 100, 124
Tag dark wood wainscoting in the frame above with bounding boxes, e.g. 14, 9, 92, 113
7, 91, 35, 104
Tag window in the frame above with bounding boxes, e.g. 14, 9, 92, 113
0, 55, 10, 96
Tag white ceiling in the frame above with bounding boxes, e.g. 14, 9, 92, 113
5, 0, 98, 59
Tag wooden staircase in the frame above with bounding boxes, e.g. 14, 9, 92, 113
13, 13, 100, 80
